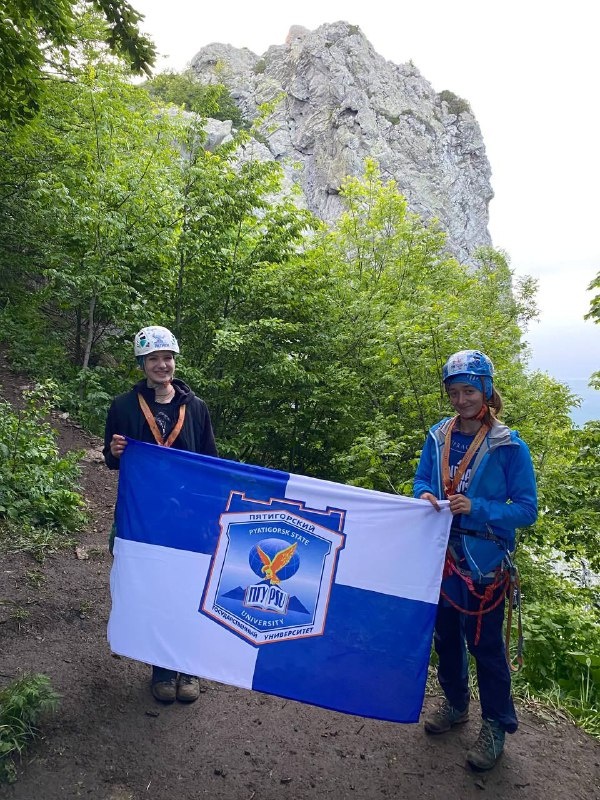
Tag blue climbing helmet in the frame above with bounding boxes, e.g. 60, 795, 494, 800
442, 349, 494, 400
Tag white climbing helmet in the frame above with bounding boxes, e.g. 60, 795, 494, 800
133, 326, 180, 357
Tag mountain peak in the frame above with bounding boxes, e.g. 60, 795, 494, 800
190, 21, 493, 262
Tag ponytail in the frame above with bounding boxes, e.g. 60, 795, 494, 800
483, 388, 503, 426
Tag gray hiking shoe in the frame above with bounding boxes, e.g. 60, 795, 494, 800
151, 665, 177, 702
424, 698, 469, 734
176, 673, 200, 703
466, 719, 506, 771
151, 677, 176, 703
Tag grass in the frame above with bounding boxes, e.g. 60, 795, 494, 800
513, 679, 600, 739
0, 674, 59, 783
0, 521, 76, 562
427, 650, 600, 740
25, 569, 45, 589
9, 607, 29, 632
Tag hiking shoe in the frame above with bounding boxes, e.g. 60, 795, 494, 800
176, 674, 200, 703
466, 719, 506, 771
424, 699, 469, 734
151, 677, 176, 703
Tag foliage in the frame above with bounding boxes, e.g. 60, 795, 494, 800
512, 548, 599, 731
0, 38, 598, 736
0, 61, 181, 372
145, 70, 245, 125
585, 271, 600, 388
93, 0, 156, 74
509, 370, 600, 571
311, 161, 537, 489
163, 109, 326, 470
586, 270, 600, 325
0, 1, 155, 127
0, 674, 59, 783
438, 90, 472, 116
534, 420, 600, 571
0, 382, 85, 541
59, 366, 122, 434
0, 304, 130, 438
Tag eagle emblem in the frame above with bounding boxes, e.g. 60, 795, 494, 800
256, 542, 298, 585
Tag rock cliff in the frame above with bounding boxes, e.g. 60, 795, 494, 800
190, 21, 493, 263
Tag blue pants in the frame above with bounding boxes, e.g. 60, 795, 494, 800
434, 579, 518, 733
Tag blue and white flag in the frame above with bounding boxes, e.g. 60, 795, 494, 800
108, 439, 451, 723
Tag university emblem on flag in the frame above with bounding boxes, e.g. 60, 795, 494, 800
202, 492, 346, 645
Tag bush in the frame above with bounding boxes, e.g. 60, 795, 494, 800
57, 367, 118, 437
438, 89, 471, 116
145, 70, 244, 126
511, 548, 600, 735
0, 674, 59, 783
0, 382, 85, 544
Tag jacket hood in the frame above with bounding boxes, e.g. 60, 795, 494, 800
432, 416, 514, 449
133, 378, 195, 406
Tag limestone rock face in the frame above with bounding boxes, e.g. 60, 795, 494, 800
190, 22, 493, 262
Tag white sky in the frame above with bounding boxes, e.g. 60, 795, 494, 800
132, 0, 600, 382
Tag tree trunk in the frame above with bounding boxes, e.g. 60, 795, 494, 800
175, 249, 185, 335
82, 294, 96, 370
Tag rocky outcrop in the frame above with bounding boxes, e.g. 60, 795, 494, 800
190, 21, 493, 263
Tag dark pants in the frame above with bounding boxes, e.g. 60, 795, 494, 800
152, 665, 177, 683
434, 581, 518, 733
152, 666, 197, 682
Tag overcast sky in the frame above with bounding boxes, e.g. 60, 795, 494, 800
132, 0, 600, 384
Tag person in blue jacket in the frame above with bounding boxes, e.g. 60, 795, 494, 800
414, 349, 537, 771
103, 325, 218, 704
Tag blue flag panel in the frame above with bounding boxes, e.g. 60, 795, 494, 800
108, 439, 451, 723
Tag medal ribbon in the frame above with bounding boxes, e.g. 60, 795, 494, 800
137, 392, 186, 447
441, 416, 489, 498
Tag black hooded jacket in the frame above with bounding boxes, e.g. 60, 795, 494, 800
103, 378, 217, 469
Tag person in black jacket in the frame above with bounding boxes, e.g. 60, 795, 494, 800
103, 325, 218, 704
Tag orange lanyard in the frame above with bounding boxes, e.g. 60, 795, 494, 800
137, 393, 186, 447
441, 416, 489, 498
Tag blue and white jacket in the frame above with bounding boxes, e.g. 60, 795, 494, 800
413, 417, 538, 580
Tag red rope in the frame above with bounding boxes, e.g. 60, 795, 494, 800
440, 554, 510, 645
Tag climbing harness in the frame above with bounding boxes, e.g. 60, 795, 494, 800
440, 548, 507, 643
440, 540, 523, 670
440, 415, 524, 669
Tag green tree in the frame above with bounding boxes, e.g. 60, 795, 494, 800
586, 270, 600, 389
587, 270, 600, 324
0, 0, 156, 127
0, 62, 181, 374
313, 161, 536, 490
164, 118, 325, 469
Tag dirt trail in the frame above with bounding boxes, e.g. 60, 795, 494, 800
0, 370, 598, 800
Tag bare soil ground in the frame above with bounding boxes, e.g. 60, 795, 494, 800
0, 368, 599, 800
